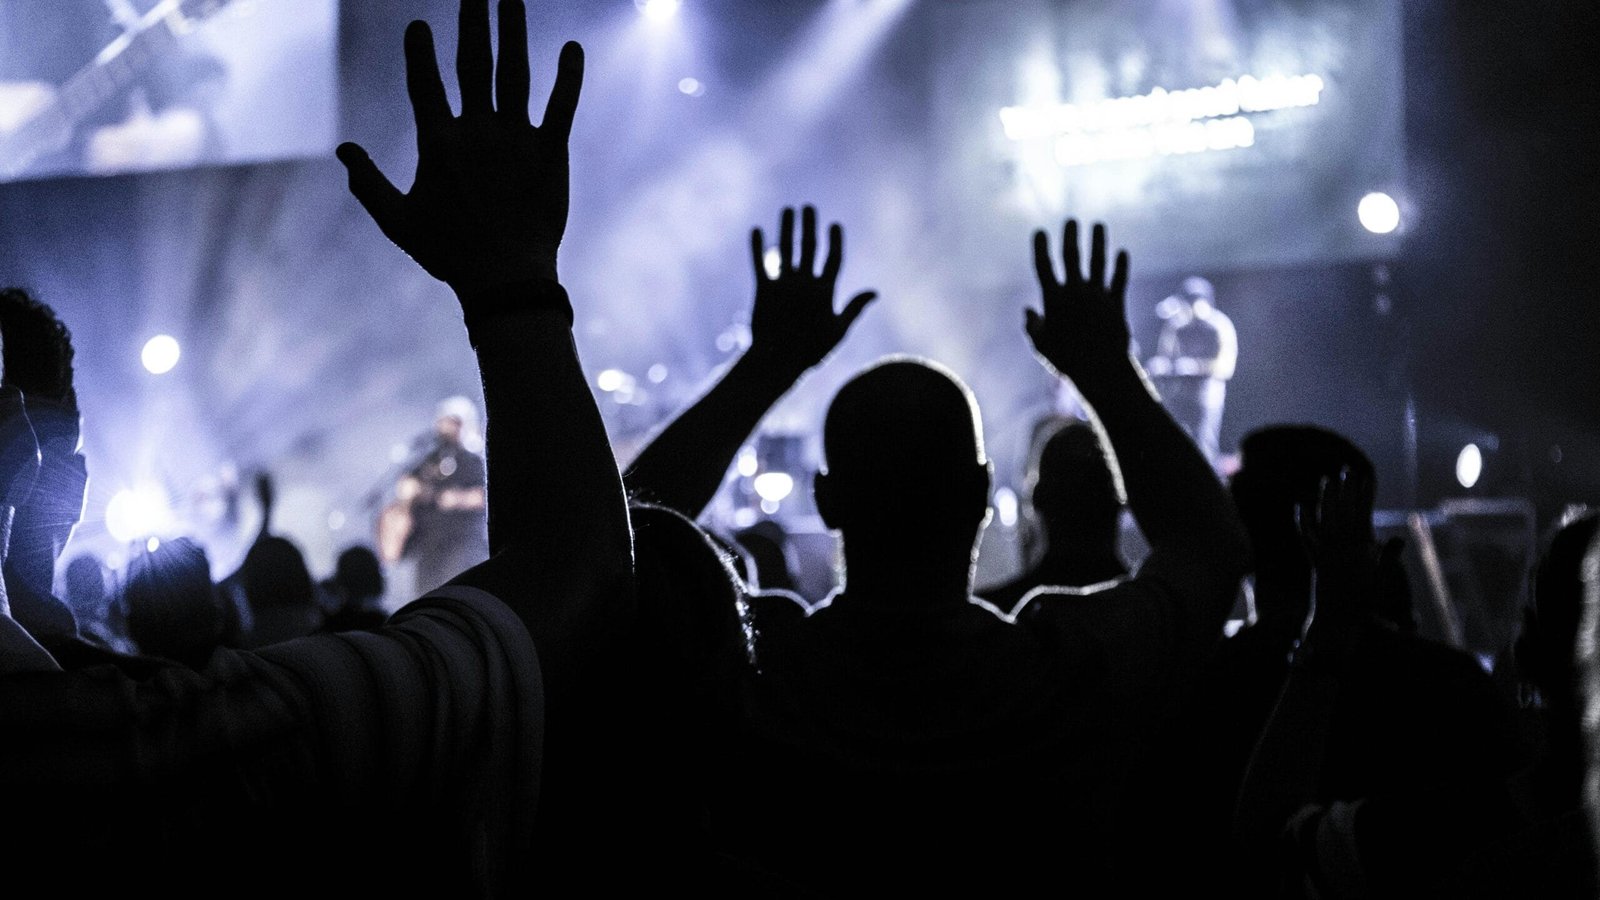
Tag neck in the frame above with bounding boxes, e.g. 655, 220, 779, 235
1033, 528, 1123, 586
838, 535, 978, 609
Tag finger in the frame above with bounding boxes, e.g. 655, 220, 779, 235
1032, 230, 1057, 291
1109, 250, 1130, 312
405, 22, 452, 139
750, 228, 770, 283
337, 143, 407, 238
799, 206, 820, 275
838, 291, 877, 330
1063, 220, 1083, 287
540, 41, 585, 140
1090, 223, 1106, 287
496, 0, 531, 124
821, 223, 843, 282
457, 0, 495, 117
779, 207, 795, 274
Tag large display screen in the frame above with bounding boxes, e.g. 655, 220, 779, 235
0, 0, 336, 183
929, 0, 1405, 272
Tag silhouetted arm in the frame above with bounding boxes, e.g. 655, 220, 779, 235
1234, 471, 1370, 873
624, 206, 875, 518
1027, 221, 1250, 597
337, 1, 630, 619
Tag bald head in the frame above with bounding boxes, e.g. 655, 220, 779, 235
1030, 420, 1120, 531
823, 358, 984, 488
817, 357, 991, 571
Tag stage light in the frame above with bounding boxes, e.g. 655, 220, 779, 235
1456, 443, 1483, 489
141, 334, 181, 374
994, 487, 1019, 528
146, 537, 161, 553
647, 364, 669, 384
596, 368, 628, 392
753, 472, 795, 504
678, 77, 704, 97
105, 485, 175, 543
1358, 192, 1401, 234
763, 247, 783, 279
636, 0, 681, 22
737, 448, 759, 478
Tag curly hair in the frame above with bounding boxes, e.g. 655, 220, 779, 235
0, 287, 78, 409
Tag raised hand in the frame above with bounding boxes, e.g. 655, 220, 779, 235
1025, 220, 1132, 384
1297, 466, 1379, 639
746, 205, 877, 378
337, 0, 582, 298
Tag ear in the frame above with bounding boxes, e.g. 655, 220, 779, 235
814, 469, 840, 530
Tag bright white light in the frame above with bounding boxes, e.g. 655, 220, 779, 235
1000, 73, 1324, 142
753, 471, 795, 503
145, 537, 161, 553
647, 364, 669, 383
141, 334, 181, 374
1456, 443, 1483, 489
763, 247, 783, 279
678, 77, 704, 97
636, 0, 680, 22
1358, 192, 1401, 234
596, 368, 628, 392
105, 485, 175, 543
736, 448, 759, 478
733, 508, 758, 528
995, 487, 1019, 528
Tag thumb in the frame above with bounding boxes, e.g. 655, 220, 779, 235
337, 142, 406, 237
838, 291, 878, 331
1024, 308, 1044, 344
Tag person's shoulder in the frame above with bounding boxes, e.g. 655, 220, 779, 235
1015, 576, 1138, 619
748, 587, 815, 623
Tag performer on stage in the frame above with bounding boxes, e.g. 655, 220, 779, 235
1146, 276, 1237, 467
378, 397, 488, 594
0, 0, 227, 181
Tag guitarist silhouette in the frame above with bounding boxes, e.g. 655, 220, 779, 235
0, 0, 228, 180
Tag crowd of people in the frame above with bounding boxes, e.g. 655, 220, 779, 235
1, 2, 1596, 896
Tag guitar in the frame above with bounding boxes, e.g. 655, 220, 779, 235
0, 0, 233, 180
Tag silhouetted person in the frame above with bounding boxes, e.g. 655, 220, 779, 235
1435, 510, 1600, 897
63, 554, 130, 652
380, 396, 489, 593
3, 3, 638, 891
1227, 444, 1522, 898
977, 418, 1127, 616
732, 519, 799, 594
0, 288, 89, 651
721, 221, 1250, 894
221, 473, 323, 647
1146, 275, 1236, 466
320, 545, 389, 632
122, 537, 222, 668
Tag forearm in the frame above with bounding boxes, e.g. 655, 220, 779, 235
1234, 655, 1340, 856
467, 289, 630, 571
623, 351, 798, 518
1075, 357, 1249, 567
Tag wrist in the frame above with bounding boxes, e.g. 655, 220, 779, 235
457, 278, 573, 342
736, 346, 814, 390
1066, 352, 1146, 398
